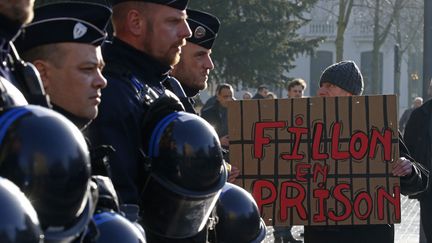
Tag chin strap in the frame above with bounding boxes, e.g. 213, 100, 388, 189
8, 42, 51, 108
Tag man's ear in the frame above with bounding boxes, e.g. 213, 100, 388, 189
32, 60, 50, 90
127, 9, 145, 36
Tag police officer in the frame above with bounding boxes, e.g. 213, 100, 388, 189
87, 0, 192, 205
15, 1, 115, 177
0, 0, 33, 106
15, 1, 111, 131
167, 9, 220, 114
15, 4, 148, 241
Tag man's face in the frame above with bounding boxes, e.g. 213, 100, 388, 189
0, 0, 34, 24
42, 44, 107, 120
142, 4, 192, 67
171, 42, 214, 91
217, 87, 234, 108
317, 82, 352, 97
288, 85, 304, 98
259, 88, 269, 97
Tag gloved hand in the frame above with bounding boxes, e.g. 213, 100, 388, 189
141, 89, 185, 141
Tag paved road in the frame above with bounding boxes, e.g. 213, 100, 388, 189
263, 196, 420, 243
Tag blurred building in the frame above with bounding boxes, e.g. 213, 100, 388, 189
285, 0, 423, 116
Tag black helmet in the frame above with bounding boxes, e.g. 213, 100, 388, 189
0, 76, 29, 107
215, 183, 266, 243
0, 105, 94, 242
0, 176, 43, 243
141, 111, 227, 239
93, 211, 146, 243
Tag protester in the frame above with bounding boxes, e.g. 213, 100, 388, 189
304, 60, 428, 243
399, 97, 423, 133
201, 83, 234, 150
287, 78, 307, 98
243, 91, 252, 100
274, 77, 307, 243
404, 95, 432, 243
252, 84, 269, 99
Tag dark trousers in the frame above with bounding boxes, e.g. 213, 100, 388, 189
421, 199, 432, 243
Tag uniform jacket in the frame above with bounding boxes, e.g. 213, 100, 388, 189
0, 13, 20, 82
86, 37, 170, 204
0, 13, 28, 107
163, 76, 197, 114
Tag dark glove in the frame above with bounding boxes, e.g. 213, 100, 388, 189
89, 145, 115, 177
141, 89, 185, 142
92, 175, 120, 213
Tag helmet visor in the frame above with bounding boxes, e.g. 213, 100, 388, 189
140, 173, 222, 239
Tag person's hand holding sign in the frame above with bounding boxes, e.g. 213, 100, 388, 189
392, 157, 413, 177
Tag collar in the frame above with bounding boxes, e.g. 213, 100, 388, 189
52, 104, 92, 131
103, 37, 172, 86
182, 84, 199, 97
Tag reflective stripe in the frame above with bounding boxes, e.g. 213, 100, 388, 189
93, 212, 116, 226
149, 112, 180, 157
0, 107, 30, 145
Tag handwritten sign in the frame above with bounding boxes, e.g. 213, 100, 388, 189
228, 95, 400, 226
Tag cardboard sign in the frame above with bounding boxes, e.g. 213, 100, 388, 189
228, 95, 400, 226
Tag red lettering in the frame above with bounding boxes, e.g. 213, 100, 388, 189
353, 192, 373, 220
280, 181, 307, 221
313, 163, 329, 183
369, 129, 392, 161
328, 183, 352, 221
349, 131, 369, 160
331, 122, 349, 160
252, 180, 277, 214
312, 122, 329, 160
254, 122, 286, 159
281, 127, 308, 160
313, 188, 330, 222
377, 186, 401, 220
295, 163, 311, 182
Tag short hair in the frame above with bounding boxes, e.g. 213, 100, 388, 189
287, 78, 307, 91
21, 43, 67, 68
112, 1, 150, 34
216, 83, 233, 95
257, 84, 268, 92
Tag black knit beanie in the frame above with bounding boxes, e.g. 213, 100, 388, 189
319, 60, 364, 95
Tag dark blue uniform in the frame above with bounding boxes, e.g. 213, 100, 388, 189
86, 37, 171, 204
163, 76, 197, 114
0, 13, 28, 107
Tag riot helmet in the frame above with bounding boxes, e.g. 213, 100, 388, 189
0, 176, 43, 243
0, 105, 94, 242
215, 183, 266, 243
141, 100, 227, 239
93, 211, 146, 243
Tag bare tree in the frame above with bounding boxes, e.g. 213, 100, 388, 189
335, 0, 354, 61
391, 0, 423, 95
356, 0, 403, 93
